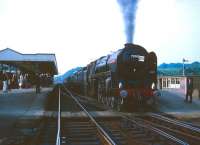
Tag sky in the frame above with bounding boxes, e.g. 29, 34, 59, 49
0, 0, 200, 74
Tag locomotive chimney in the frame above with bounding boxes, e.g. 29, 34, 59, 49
125, 43, 134, 48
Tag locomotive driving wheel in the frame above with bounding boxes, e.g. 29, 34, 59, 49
101, 95, 105, 105
109, 97, 115, 108
102, 96, 109, 106
97, 84, 102, 102
105, 96, 109, 106
116, 96, 123, 111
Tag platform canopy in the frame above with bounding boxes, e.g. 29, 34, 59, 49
0, 48, 58, 75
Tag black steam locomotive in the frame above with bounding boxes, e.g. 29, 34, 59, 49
65, 43, 157, 111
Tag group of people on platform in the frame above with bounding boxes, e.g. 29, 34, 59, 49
0, 71, 31, 92
0, 71, 52, 93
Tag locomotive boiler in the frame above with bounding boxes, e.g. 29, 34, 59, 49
67, 43, 157, 111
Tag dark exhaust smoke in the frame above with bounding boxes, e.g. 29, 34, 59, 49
117, 0, 138, 43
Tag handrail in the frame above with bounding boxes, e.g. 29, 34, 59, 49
56, 86, 61, 145
63, 86, 117, 145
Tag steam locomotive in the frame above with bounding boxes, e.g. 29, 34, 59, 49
65, 43, 157, 111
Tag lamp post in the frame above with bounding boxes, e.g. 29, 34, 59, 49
182, 58, 188, 76
183, 58, 188, 95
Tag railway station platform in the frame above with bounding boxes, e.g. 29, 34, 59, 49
157, 90, 200, 119
0, 87, 52, 95
0, 48, 58, 143
43, 110, 121, 118
0, 87, 53, 140
0, 87, 52, 117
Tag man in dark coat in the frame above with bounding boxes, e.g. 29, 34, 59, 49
0, 71, 3, 90
185, 78, 193, 103
35, 73, 41, 93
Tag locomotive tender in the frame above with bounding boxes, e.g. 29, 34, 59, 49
66, 43, 157, 111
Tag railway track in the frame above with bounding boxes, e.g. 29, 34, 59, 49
129, 113, 200, 145
28, 85, 198, 145
66, 88, 200, 145
36, 85, 120, 145
62, 86, 190, 145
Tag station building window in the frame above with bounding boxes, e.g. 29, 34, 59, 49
167, 78, 170, 88
171, 78, 175, 84
163, 78, 167, 88
175, 78, 180, 84
169, 77, 180, 88
162, 77, 181, 89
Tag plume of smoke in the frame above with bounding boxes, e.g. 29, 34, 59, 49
117, 0, 138, 43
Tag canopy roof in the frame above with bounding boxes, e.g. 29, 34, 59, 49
0, 48, 58, 75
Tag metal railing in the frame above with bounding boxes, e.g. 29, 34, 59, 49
63, 86, 117, 145
56, 86, 61, 145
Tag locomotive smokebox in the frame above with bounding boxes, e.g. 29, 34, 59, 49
125, 43, 134, 48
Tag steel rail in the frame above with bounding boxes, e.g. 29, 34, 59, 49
62, 86, 117, 145
123, 116, 189, 145
138, 116, 200, 142
149, 113, 200, 133
181, 121, 200, 129
56, 86, 61, 145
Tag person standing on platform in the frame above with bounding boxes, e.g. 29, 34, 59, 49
2, 70, 8, 93
35, 73, 41, 94
185, 77, 193, 103
19, 74, 23, 89
0, 71, 3, 90
7, 73, 11, 91
199, 88, 200, 100
11, 74, 18, 89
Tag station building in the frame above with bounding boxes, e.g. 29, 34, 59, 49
157, 75, 200, 98
0, 48, 58, 90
